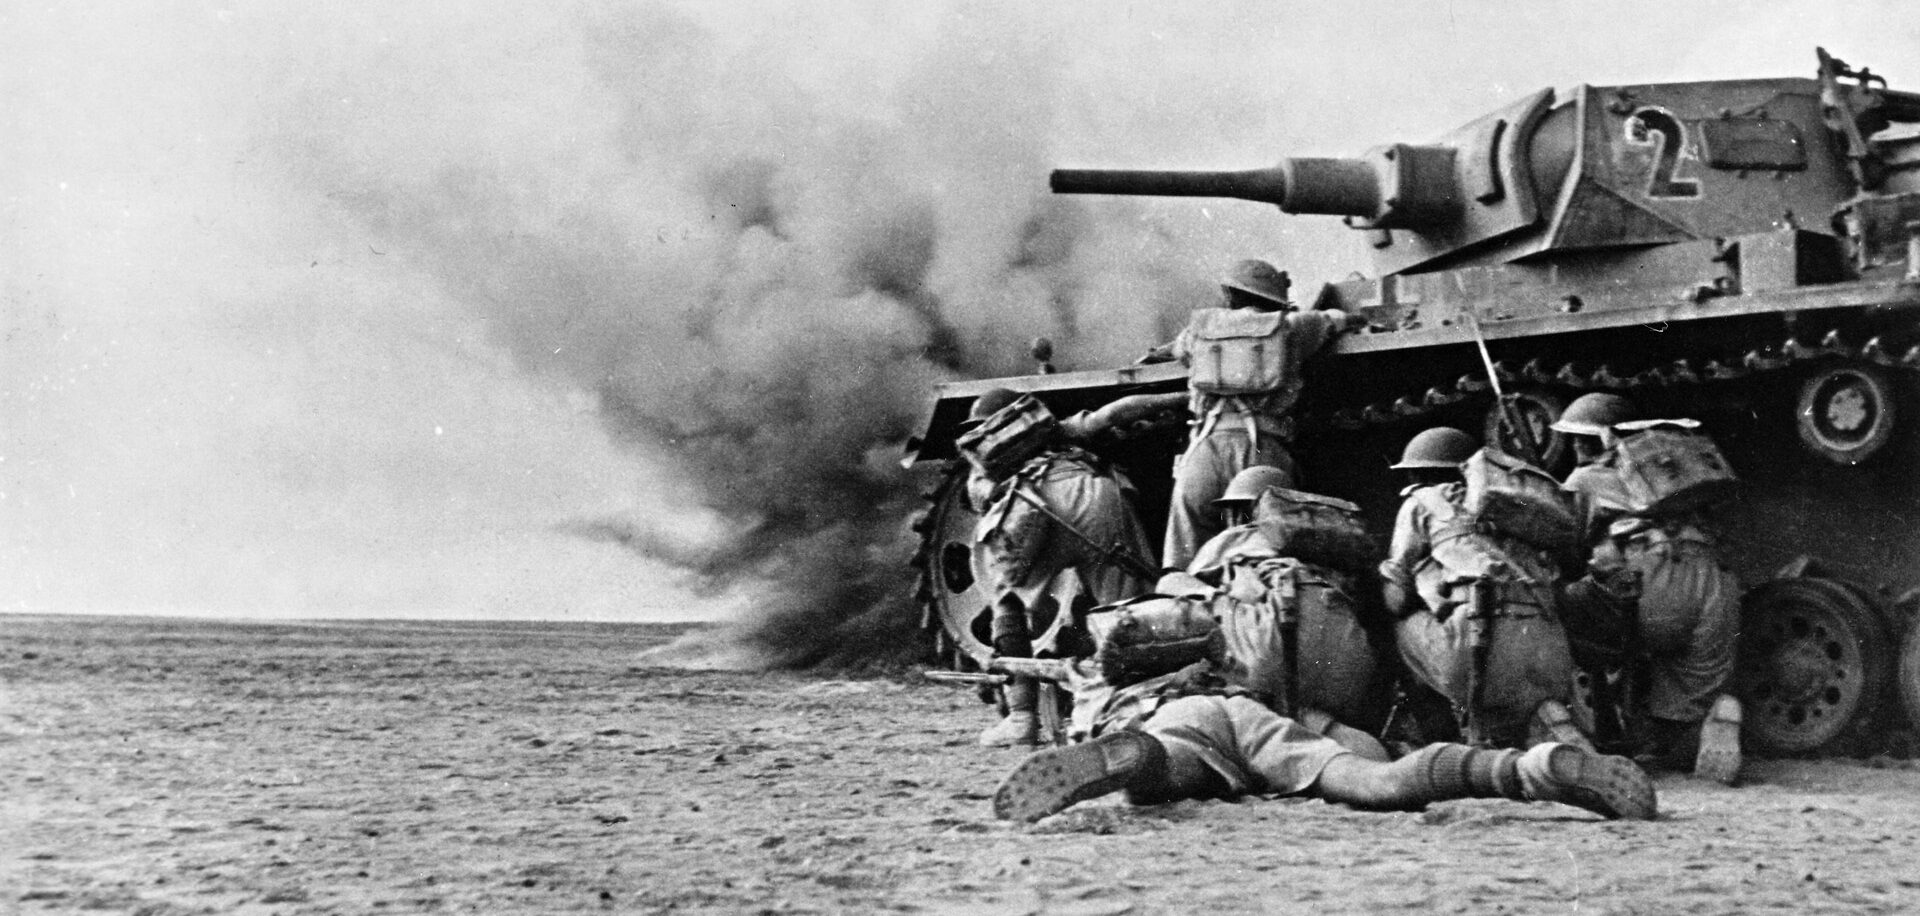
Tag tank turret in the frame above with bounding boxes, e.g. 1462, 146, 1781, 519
1054, 52, 1920, 278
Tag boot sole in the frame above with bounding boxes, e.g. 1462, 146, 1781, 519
1695, 698, 1742, 786
1559, 750, 1659, 821
992, 733, 1148, 822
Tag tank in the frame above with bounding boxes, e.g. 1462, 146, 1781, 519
907, 49, 1920, 755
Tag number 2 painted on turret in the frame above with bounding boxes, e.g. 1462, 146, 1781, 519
1625, 107, 1701, 199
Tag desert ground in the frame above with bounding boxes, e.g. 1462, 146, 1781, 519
6, 615, 1920, 915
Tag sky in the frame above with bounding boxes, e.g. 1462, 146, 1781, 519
4, 2, 1916, 651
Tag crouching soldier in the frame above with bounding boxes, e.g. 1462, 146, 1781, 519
1166, 466, 1386, 728
959, 388, 1158, 747
1379, 427, 1587, 749
990, 659, 1656, 823
1553, 393, 1743, 783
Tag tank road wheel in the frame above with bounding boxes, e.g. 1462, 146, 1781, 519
1482, 387, 1570, 475
915, 463, 1082, 672
1734, 577, 1896, 756
1796, 361, 1897, 465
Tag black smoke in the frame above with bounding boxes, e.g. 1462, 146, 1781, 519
280, 2, 1219, 667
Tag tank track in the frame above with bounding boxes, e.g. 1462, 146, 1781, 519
1314, 330, 1920, 430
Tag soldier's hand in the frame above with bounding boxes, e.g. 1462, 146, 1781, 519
1381, 579, 1414, 618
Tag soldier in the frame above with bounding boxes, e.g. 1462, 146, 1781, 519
1153, 259, 1359, 570
1378, 427, 1586, 749
1168, 466, 1385, 727
1183, 465, 1298, 574
1553, 393, 1743, 783
961, 388, 1158, 747
990, 658, 1656, 823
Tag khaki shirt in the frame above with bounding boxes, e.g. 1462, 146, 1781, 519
1380, 482, 1558, 617
1171, 308, 1351, 427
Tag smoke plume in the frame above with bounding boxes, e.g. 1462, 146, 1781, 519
271, 2, 1237, 667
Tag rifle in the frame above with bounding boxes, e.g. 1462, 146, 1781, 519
1463, 570, 1501, 748
920, 655, 1077, 686
1006, 483, 1160, 582
923, 656, 1079, 746
1273, 568, 1302, 719
1463, 312, 1543, 466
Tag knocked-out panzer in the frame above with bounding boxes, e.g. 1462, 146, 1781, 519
906, 49, 1920, 755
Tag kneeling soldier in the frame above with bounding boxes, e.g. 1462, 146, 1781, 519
1554, 393, 1743, 783
1378, 428, 1586, 749
1170, 466, 1385, 727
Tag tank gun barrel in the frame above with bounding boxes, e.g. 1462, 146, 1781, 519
1050, 167, 1292, 207
1052, 150, 1456, 228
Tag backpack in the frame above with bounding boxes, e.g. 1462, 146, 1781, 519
1085, 594, 1225, 688
1611, 420, 1740, 516
1462, 448, 1580, 549
1411, 486, 1557, 616
1251, 487, 1380, 573
1214, 557, 1377, 723
1186, 307, 1289, 396
955, 393, 1059, 479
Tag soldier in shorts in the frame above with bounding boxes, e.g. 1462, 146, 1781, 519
991, 659, 1656, 823
1164, 466, 1386, 728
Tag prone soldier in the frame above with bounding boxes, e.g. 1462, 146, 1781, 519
990, 657, 1656, 823
959, 388, 1158, 747
1553, 393, 1743, 783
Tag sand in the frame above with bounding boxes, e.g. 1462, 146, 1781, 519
6, 614, 1920, 915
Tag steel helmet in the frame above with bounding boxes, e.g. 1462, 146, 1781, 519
1220, 259, 1291, 309
960, 387, 1023, 429
1391, 427, 1478, 469
1214, 465, 1294, 506
1550, 393, 1640, 436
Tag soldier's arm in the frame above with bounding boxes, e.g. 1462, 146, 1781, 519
1377, 496, 1431, 616
1059, 391, 1189, 440
1286, 308, 1360, 355
965, 467, 999, 512
1137, 340, 1179, 364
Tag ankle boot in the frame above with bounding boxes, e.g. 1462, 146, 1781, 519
978, 711, 1039, 747
992, 731, 1169, 822
980, 675, 1039, 747
1694, 694, 1742, 785
1516, 742, 1658, 820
